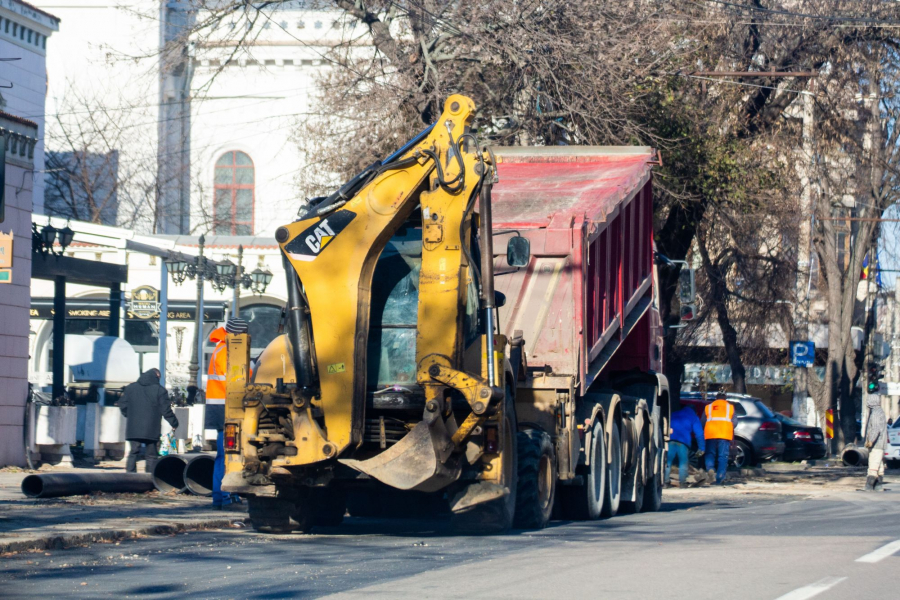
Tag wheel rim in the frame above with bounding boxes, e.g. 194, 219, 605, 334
609, 431, 621, 500
734, 445, 745, 468
591, 426, 606, 506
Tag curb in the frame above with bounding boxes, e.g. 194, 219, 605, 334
0, 517, 245, 555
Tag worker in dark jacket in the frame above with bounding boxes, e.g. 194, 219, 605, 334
667, 405, 705, 487
119, 369, 179, 473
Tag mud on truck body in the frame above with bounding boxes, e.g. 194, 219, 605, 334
220, 96, 669, 533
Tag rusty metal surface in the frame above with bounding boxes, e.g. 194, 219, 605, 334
491, 147, 654, 229
490, 147, 656, 387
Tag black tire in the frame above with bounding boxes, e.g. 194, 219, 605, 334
559, 419, 606, 520
311, 488, 347, 527
601, 423, 622, 518
514, 430, 557, 529
733, 440, 753, 469
620, 428, 647, 514
248, 496, 297, 534
641, 433, 664, 512
452, 388, 517, 534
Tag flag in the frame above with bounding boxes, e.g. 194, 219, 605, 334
861, 252, 883, 287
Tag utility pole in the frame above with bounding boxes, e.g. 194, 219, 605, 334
861, 233, 879, 443
793, 90, 814, 426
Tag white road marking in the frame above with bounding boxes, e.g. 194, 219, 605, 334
856, 539, 900, 563
774, 577, 847, 600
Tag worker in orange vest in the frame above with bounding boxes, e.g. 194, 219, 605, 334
703, 392, 738, 486
206, 318, 249, 508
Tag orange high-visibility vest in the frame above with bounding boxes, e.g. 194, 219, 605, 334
704, 400, 734, 440
206, 327, 228, 406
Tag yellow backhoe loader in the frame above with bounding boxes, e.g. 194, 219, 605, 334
222, 95, 529, 532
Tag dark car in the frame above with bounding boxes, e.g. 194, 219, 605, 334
681, 393, 785, 468
774, 413, 827, 462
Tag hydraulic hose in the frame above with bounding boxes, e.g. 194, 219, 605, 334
283, 254, 316, 390
479, 182, 498, 387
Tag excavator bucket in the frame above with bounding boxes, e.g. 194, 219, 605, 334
340, 421, 459, 492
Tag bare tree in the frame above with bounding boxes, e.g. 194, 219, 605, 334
804, 46, 900, 447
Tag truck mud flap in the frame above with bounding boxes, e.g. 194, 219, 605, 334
340, 419, 460, 493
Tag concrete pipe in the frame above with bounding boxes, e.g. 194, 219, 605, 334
21, 473, 154, 498
152, 454, 189, 493
183, 454, 215, 497
841, 445, 869, 467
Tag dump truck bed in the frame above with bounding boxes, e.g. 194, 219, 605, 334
490, 146, 658, 394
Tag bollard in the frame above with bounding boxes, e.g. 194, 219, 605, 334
152, 454, 189, 493
183, 454, 216, 497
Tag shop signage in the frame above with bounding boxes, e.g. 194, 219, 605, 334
30, 298, 226, 321
0, 230, 12, 269
127, 286, 161, 320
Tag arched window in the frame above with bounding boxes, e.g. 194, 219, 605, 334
214, 151, 254, 235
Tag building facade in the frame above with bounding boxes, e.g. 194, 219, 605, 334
34, 0, 352, 236
0, 0, 58, 466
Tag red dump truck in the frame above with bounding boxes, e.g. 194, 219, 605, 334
491, 146, 670, 518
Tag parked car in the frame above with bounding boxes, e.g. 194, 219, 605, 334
773, 413, 827, 462
680, 393, 785, 468
885, 420, 900, 466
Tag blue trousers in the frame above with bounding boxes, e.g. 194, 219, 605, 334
705, 438, 730, 484
212, 430, 229, 506
666, 440, 690, 483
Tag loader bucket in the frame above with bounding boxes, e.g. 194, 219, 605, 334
340, 420, 459, 492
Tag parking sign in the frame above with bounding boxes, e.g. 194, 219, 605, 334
790, 341, 815, 367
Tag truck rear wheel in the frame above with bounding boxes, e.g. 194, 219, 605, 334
601, 423, 622, 518
514, 429, 556, 529
620, 428, 648, 514
312, 488, 347, 527
559, 419, 606, 520
641, 436, 664, 512
248, 496, 300, 534
451, 390, 518, 534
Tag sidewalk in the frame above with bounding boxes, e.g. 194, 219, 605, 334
0, 463, 247, 555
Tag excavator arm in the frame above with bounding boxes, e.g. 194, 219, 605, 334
236, 95, 500, 491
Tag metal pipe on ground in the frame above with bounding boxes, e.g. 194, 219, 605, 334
152, 454, 189, 493
183, 454, 215, 496
21, 473, 154, 498
841, 445, 870, 467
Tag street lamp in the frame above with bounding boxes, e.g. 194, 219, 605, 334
32, 222, 75, 256
249, 267, 273, 295
212, 259, 237, 292
165, 257, 189, 284
164, 235, 217, 389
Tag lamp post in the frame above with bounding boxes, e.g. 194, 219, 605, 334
164, 239, 272, 390
210, 244, 273, 315
190, 234, 206, 390
164, 235, 216, 390
233, 246, 243, 318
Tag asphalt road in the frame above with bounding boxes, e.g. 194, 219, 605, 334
2, 487, 899, 599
